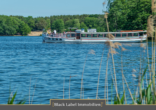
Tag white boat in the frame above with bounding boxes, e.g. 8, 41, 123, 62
42, 29, 147, 43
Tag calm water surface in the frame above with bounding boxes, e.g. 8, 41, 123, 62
0, 36, 152, 104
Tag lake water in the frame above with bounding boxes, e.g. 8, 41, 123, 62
0, 36, 153, 104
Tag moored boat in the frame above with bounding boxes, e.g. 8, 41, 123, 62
42, 29, 147, 43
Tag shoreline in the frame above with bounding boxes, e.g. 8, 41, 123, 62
0, 31, 43, 36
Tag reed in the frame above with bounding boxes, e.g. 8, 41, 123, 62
110, 43, 119, 101
96, 47, 105, 99
102, 40, 154, 104
110, 62, 116, 104
139, 44, 143, 103
104, 53, 109, 103
104, 11, 121, 103
121, 47, 127, 104
122, 71, 134, 102
69, 75, 77, 99
31, 79, 37, 104
135, 87, 138, 104
81, 49, 95, 99
80, 54, 87, 99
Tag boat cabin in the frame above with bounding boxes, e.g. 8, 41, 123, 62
66, 29, 147, 39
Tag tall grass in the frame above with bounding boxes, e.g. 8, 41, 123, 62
69, 75, 77, 99
31, 79, 37, 104
104, 53, 109, 103
99, 40, 156, 104
8, 91, 26, 104
96, 47, 105, 99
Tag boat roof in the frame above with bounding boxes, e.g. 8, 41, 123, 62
137, 31, 147, 32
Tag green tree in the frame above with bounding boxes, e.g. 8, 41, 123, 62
35, 18, 47, 30
0, 26, 3, 35
52, 19, 64, 33
97, 27, 105, 32
65, 19, 73, 29
0, 16, 19, 35
73, 19, 80, 28
19, 21, 31, 35
84, 17, 99, 29
107, 0, 151, 31
27, 19, 35, 30
45, 19, 50, 30
80, 22, 88, 32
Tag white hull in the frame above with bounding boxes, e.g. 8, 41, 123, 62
63, 39, 146, 43
43, 37, 146, 43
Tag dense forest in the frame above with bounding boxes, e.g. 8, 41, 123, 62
0, 0, 152, 36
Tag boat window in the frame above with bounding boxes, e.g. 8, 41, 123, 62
56, 39, 58, 40
122, 33, 127, 37
116, 34, 121, 37
98, 34, 103, 37
93, 34, 97, 37
139, 32, 143, 36
128, 33, 132, 37
134, 33, 138, 36
71, 34, 75, 37
60, 39, 62, 41
81, 34, 86, 37
87, 34, 92, 37
67, 34, 70, 37
52, 38, 54, 40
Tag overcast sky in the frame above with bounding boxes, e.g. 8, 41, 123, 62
0, 0, 107, 17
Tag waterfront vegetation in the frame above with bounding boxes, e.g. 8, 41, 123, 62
0, 0, 151, 36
